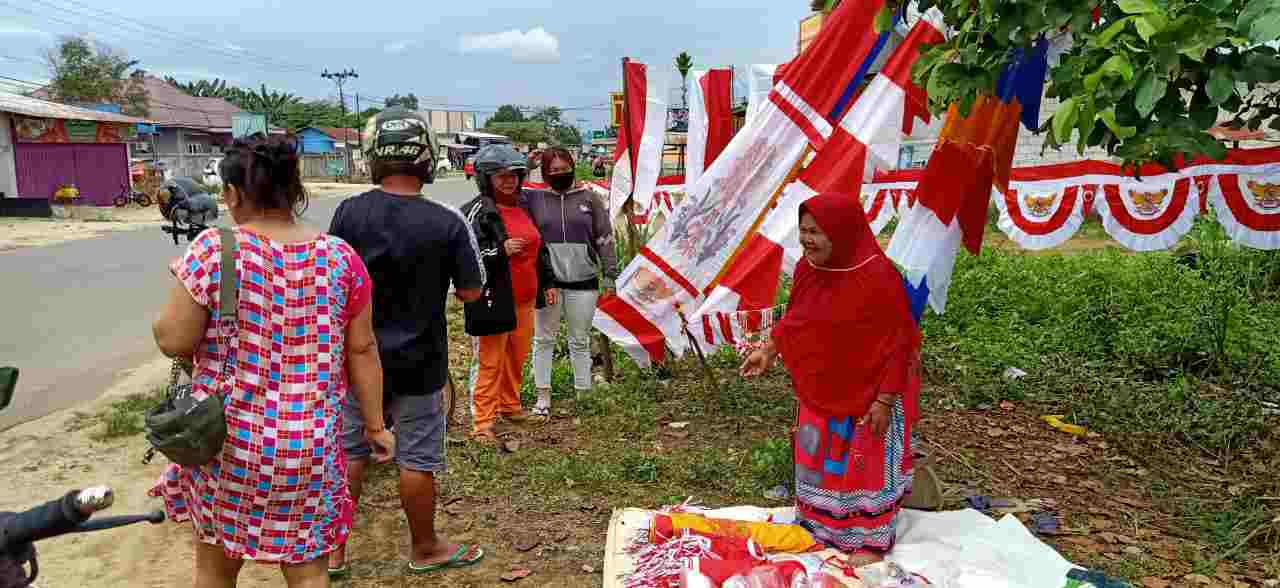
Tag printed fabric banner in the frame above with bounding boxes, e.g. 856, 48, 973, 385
594, 0, 891, 366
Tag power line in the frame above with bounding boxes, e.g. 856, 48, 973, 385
0, 0, 316, 80
50, 0, 318, 75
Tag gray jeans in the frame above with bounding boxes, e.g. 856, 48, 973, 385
533, 288, 598, 391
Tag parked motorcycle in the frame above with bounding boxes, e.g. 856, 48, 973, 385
159, 177, 220, 245
0, 368, 165, 588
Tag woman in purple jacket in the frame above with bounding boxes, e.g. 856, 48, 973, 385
521, 147, 618, 417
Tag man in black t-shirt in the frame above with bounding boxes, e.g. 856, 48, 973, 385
328, 108, 486, 575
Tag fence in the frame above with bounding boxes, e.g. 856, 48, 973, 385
301, 154, 348, 179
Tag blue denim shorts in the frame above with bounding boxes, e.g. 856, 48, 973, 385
341, 390, 446, 473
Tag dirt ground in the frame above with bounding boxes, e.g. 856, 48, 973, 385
0, 183, 371, 253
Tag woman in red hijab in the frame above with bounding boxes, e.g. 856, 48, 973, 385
741, 192, 921, 565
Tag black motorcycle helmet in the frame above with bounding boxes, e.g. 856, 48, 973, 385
473, 144, 528, 197
364, 108, 440, 184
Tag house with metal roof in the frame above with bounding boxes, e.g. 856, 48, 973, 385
0, 90, 146, 210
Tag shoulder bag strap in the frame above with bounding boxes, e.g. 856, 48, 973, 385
215, 227, 239, 402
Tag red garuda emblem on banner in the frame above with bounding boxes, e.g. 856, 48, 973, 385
1023, 193, 1056, 218
1247, 180, 1280, 210
1129, 189, 1169, 216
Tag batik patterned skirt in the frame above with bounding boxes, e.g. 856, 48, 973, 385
793, 397, 913, 553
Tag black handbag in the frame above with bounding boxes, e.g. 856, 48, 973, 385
143, 227, 238, 467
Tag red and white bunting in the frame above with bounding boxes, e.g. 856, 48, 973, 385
1186, 148, 1280, 250
1093, 174, 1200, 252
994, 183, 1087, 250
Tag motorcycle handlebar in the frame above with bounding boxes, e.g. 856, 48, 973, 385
0, 488, 162, 551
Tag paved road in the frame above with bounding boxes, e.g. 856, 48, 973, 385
0, 177, 477, 431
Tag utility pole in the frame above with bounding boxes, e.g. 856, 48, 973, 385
322, 68, 358, 180
355, 92, 363, 178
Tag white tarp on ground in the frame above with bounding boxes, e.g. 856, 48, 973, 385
604, 507, 1082, 588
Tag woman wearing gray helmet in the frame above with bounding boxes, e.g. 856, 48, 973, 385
459, 145, 557, 441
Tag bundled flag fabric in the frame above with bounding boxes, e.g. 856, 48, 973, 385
691, 12, 946, 350
886, 39, 1049, 315
594, 0, 893, 366
686, 68, 735, 187
609, 59, 669, 219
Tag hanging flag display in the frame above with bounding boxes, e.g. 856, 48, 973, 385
686, 68, 735, 188
609, 59, 669, 219
688, 11, 944, 352
594, 0, 893, 367
745, 64, 779, 127
859, 148, 1280, 253
886, 37, 1048, 315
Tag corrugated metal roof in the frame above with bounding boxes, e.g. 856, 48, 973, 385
31, 76, 241, 129
0, 90, 147, 123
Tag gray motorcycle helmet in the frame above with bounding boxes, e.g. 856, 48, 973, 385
364, 108, 440, 184
473, 144, 528, 197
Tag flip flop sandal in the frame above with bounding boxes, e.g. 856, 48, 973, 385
531, 406, 551, 419
407, 544, 485, 574
327, 564, 350, 578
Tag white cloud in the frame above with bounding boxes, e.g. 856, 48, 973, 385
459, 27, 560, 63
383, 40, 419, 54
222, 43, 247, 52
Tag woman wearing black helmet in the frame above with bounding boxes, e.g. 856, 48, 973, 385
459, 145, 557, 442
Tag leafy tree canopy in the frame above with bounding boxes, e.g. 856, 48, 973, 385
490, 104, 526, 123
893, 0, 1280, 169
46, 36, 149, 117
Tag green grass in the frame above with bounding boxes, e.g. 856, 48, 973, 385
91, 387, 165, 440
920, 219, 1280, 455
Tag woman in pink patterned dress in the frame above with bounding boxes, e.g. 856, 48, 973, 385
151, 134, 395, 587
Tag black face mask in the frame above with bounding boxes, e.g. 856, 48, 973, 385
547, 172, 574, 192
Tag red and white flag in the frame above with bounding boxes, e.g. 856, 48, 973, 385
690, 12, 945, 350
745, 64, 779, 127
609, 59, 668, 218
594, 0, 896, 366
686, 68, 734, 188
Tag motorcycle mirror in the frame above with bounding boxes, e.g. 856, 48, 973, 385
0, 367, 16, 411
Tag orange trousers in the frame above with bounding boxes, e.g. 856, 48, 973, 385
470, 301, 534, 433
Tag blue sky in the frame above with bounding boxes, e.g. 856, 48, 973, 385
0, 0, 810, 131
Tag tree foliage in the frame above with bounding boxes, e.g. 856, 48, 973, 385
164, 77, 307, 128
384, 93, 419, 110
490, 104, 526, 123
46, 36, 149, 117
897, 0, 1280, 169
484, 121, 546, 145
